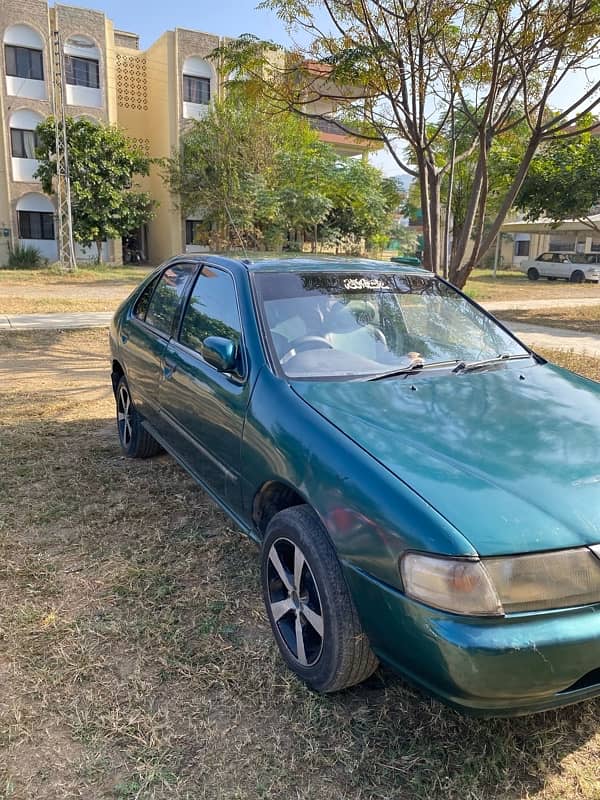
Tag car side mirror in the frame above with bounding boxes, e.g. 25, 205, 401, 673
202, 336, 237, 372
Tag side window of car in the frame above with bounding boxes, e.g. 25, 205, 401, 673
538, 253, 552, 262
145, 263, 196, 336
133, 275, 160, 320
179, 266, 242, 364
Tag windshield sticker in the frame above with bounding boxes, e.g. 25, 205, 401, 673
343, 277, 387, 290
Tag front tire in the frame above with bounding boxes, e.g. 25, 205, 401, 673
261, 505, 378, 693
570, 270, 585, 283
115, 375, 162, 458
527, 267, 540, 281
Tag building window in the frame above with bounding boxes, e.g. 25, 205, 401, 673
18, 210, 54, 240
548, 234, 574, 252
10, 128, 39, 158
65, 55, 100, 88
186, 219, 210, 246
5, 45, 44, 80
514, 240, 530, 257
183, 75, 210, 105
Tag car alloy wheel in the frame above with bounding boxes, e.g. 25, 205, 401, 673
266, 537, 324, 666
114, 374, 163, 458
117, 383, 133, 448
261, 505, 378, 692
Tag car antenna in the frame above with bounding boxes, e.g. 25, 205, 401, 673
224, 202, 250, 262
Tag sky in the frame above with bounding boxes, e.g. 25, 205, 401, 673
63, 0, 290, 49
63, 0, 600, 178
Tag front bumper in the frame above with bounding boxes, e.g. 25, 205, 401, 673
344, 564, 600, 716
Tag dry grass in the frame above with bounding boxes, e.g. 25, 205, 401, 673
502, 306, 600, 335
2, 329, 600, 800
0, 267, 150, 315
538, 348, 600, 382
0, 297, 122, 314
464, 270, 600, 302
2, 266, 600, 316
0, 265, 151, 284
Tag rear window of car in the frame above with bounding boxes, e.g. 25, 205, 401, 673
144, 263, 196, 336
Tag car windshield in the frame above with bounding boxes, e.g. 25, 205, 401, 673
254, 270, 529, 380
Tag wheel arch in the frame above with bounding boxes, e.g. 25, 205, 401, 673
252, 479, 320, 539
111, 359, 125, 394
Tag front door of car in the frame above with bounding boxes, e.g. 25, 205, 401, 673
550, 253, 573, 278
158, 265, 248, 515
121, 263, 196, 425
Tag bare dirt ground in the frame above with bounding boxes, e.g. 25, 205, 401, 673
1, 329, 600, 800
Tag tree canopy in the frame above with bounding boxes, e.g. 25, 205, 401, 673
215, 0, 600, 286
166, 96, 400, 252
35, 118, 156, 262
516, 130, 600, 231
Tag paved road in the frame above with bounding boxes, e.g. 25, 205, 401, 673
0, 311, 113, 330
498, 320, 600, 358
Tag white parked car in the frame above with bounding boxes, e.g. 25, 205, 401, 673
518, 252, 600, 282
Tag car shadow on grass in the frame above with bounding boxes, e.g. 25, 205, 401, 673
2, 409, 599, 799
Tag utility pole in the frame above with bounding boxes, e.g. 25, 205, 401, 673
51, 29, 76, 271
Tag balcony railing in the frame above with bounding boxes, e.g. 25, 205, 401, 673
309, 117, 355, 136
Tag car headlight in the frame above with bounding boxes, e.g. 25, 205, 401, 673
400, 553, 503, 616
401, 548, 600, 616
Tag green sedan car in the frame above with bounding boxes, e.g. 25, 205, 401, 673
109, 256, 600, 716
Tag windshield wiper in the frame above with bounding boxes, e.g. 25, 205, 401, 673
366, 359, 463, 381
452, 353, 531, 374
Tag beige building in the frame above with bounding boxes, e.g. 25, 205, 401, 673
0, 1, 374, 265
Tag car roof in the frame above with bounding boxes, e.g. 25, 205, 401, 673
174, 254, 432, 277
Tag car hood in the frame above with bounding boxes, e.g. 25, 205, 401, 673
292, 363, 600, 556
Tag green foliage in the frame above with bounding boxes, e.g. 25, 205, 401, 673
388, 224, 420, 255
7, 244, 44, 269
35, 118, 156, 262
167, 96, 398, 251
516, 131, 600, 227
214, 0, 600, 284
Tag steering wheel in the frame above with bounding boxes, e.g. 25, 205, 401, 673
280, 335, 334, 365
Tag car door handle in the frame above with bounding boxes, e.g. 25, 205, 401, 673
163, 360, 177, 379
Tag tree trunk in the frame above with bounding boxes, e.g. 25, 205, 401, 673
449, 135, 543, 289
417, 155, 433, 270
95, 240, 103, 264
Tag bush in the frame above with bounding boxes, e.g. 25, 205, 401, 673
7, 245, 43, 269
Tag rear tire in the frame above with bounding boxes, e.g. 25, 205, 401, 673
527, 267, 540, 281
570, 270, 585, 284
261, 505, 378, 693
115, 375, 162, 458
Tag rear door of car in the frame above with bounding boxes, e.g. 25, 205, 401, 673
157, 264, 249, 515
120, 262, 197, 425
